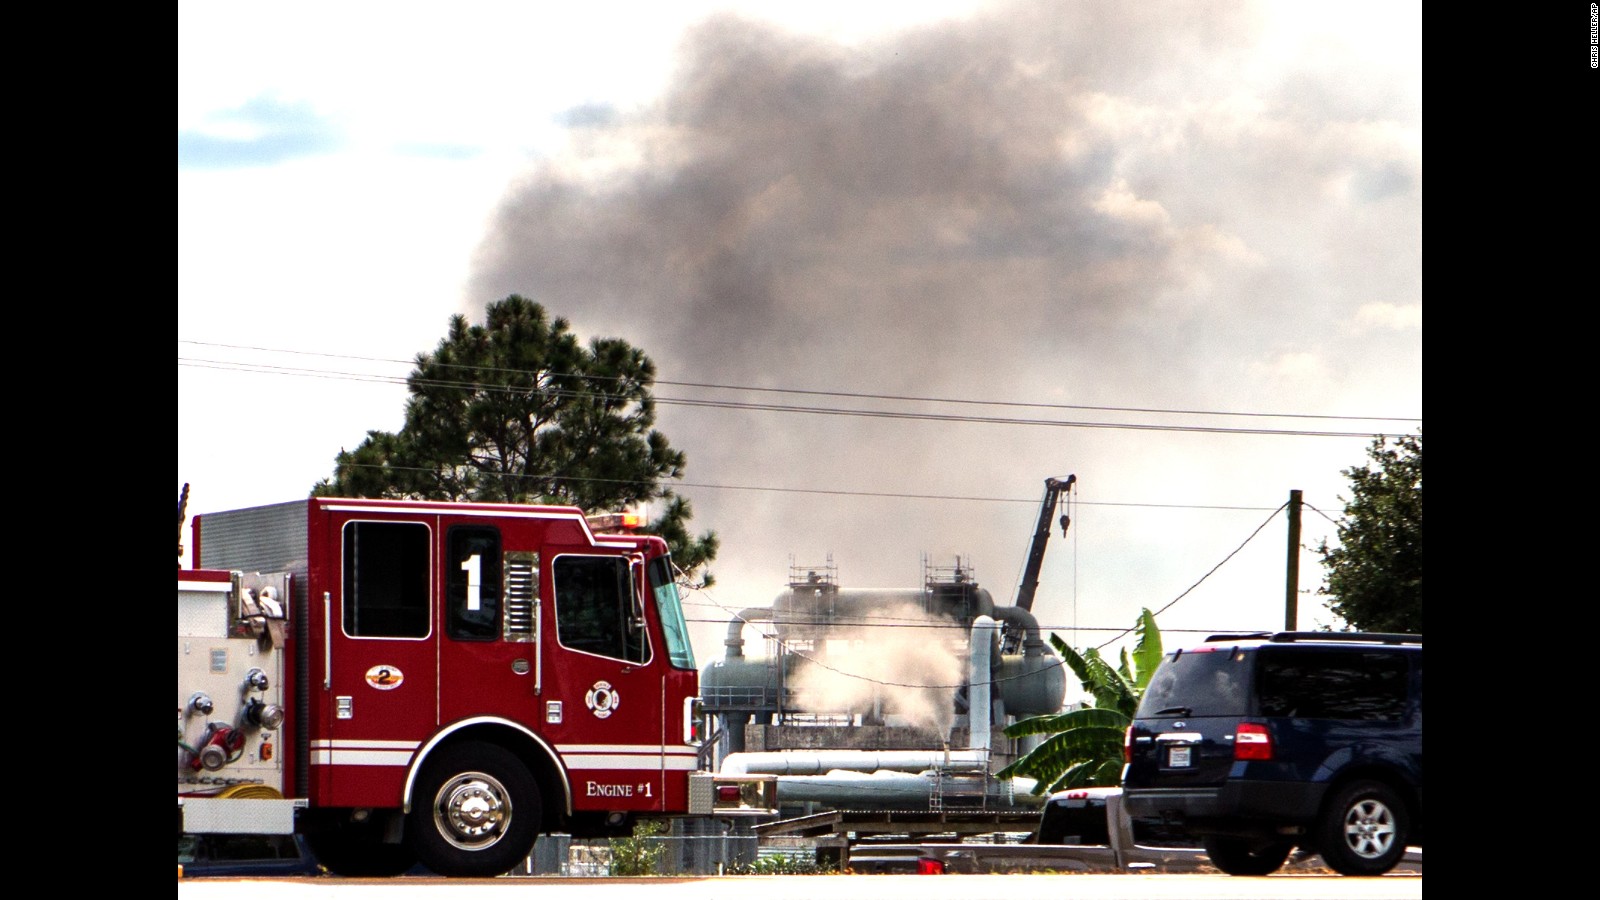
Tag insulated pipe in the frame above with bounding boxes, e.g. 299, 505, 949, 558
718, 748, 992, 776
768, 770, 1046, 809
969, 615, 996, 753
992, 606, 1046, 655
724, 608, 773, 659
774, 771, 961, 807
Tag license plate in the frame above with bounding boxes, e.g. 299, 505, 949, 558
1168, 745, 1192, 767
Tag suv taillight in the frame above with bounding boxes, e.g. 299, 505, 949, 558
1124, 724, 1134, 764
1234, 722, 1272, 761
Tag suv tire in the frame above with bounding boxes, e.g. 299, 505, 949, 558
1202, 836, 1292, 876
1317, 779, 1408, 876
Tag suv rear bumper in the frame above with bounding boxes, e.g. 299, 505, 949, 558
1124, 781, 1326, 836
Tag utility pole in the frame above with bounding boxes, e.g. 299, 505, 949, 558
1285, 489, 1302, 631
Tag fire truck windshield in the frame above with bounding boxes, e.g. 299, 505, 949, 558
648, 556, 696, 670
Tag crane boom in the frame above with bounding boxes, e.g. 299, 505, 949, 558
1014, 474, 1075, 613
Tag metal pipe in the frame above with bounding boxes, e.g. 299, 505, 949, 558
992, 606, 1046, 656
724, 608, 773, 659
969, 615, 995, 753
718, 749, 991, 776
768, 770, 1044, 809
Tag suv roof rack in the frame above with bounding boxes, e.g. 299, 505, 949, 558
1267, 631, 1421, 645
1204, 632, 1272, 642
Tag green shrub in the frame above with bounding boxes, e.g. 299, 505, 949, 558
725, 854, 835, 875
607, 820, 666, 876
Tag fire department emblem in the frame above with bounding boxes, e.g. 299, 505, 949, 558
364, 665, 404, 691
585, 681, 619, 719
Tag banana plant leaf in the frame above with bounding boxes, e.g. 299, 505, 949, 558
1044, 758, 1126, 792
996, 725, 1126, 790
1002, 705, 1128, 738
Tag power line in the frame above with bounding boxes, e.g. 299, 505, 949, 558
1305, 501, 1344, 527
651, 395, 1398, 438
181, 358, 410, 387
679, 615, 1281, 635
1092, 502, 1288, 651
678, 611, 1292, 636
179, 339, 1419, 422
282, 455, 1285, 513
178, 341, 1421, 434
179, 355, 1412, 439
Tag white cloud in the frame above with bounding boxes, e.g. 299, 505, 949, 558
1092, 178, 1172, 228
1354, 302, 1422, 332
1250, 351, 1331, 385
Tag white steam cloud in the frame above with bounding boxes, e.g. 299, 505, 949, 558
786, 602, 967, 737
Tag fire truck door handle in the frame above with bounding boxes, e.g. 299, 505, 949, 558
323, 592, 332, 689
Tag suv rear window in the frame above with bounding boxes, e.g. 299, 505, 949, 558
1255, 647, 1408, 720
1138, 644, 1413, 721
1138, 647, 1252, 716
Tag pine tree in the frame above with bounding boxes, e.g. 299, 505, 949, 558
313, 295, 717, 584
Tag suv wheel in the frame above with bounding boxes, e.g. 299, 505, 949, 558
1317, 780, 1408, 876
1202, 836, 1292, 876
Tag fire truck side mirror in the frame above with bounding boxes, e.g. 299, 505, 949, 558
684, 696, 707, 746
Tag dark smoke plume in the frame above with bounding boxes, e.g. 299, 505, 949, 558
466, 2, 1421, 657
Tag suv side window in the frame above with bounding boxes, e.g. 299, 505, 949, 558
1256, 648, 1409, 720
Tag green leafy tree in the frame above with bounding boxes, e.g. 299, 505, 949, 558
1315, 430, 1421, 633
313, 295, 718, 584
996, 609, 1163, 793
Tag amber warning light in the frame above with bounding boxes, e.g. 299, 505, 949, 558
586, 511, 642, 533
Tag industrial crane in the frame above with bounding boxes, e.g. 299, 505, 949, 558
1003, 475, 1075, 654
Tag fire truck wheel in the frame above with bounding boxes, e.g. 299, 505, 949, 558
304, 820, 418, 877
407, 742, 541, 877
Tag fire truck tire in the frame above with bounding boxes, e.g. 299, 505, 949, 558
304, 821, 419, 877
407, 742, 541, 877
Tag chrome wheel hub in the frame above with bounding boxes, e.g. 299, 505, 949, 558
434, 773, 510, 850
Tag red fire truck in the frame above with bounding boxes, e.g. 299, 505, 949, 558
177, 496, 767, 877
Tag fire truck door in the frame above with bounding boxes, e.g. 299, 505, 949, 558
545, 551, 666, 811
435, 526, 543, 729
319, 518, 439, 806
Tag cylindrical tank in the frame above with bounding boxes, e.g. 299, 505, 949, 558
701, 653, 895, 716
700, 656, 784, 713
994, 652, 1067, 716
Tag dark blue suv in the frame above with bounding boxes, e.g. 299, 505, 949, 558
1121, 632, 1422, 876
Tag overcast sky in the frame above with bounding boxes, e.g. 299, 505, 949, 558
178, 1, 1421, 692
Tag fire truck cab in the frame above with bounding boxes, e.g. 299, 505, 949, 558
178, 497, 711, 877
